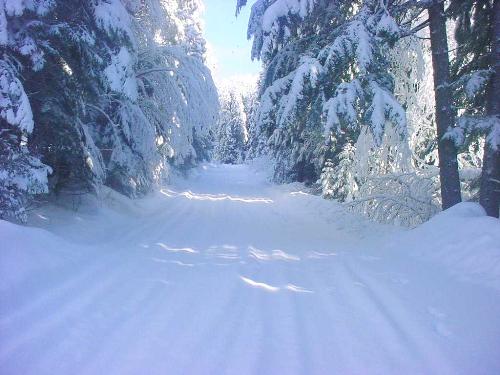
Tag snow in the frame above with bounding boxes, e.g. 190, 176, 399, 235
0, 61, 35, 133
279, 56, 322, 127
261, 0, 315, 32
394, 202, 500, 290
105, 47, 138, 101
376, 12, 400, 37
320, 15, 373, 73
323, 79, 361, 135
464, 70, 490, 99
368, 81, 407, 145
3, 0, 24, 17
94, 0, 135, 43
0, 2, 8, 45
1, 163, 500, 374
244, 0, 315, 60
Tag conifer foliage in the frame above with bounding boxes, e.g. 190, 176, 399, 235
214, 89, 247, 164
0, 0, 218, 221
239, 0, 406, 183
447, 0, 500, 217
0, 1, 52, 222
238, 0, 499, 222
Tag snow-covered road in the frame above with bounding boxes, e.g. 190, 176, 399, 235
1, 164, 500, 374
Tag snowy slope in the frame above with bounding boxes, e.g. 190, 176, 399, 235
1, 164, 499, 375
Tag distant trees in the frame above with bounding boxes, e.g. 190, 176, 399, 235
213, 80, 259, 165
214, 90, 247, 164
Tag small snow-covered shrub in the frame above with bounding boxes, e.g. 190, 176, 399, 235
347, 171, 439, 227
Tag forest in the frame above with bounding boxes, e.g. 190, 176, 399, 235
1, 0, 498, 225
0, 1, 499, 374
1, 0, 218, 222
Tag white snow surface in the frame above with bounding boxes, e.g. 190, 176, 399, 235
262, 0, 315, 32
1, 163, 500, 375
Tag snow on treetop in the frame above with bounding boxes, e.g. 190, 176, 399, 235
0, 61, 34, 133
261, 0, 315, 32
94, 0, 135, 44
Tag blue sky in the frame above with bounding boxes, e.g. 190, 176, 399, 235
202, 0, 261, 81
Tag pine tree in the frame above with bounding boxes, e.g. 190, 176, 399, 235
319, 159, 336, 199
0, 1, 52, 222
0, 61, 50, 222
0, 0, 218, 221
214, 90, 247, 164
237, 0, 407, 184
427, 0, 462, 209
134, 0, 218, 170
481, 0, 500, 217
447, 0, 499, 217
331, 143, 359, 202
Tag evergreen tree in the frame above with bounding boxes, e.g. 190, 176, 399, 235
481, 0, 500, 217
447, 0, 499, 217
0, 60, 50, 222
320, 143, 358, 202
134, 0, 218, 170
427, 0, 462, 209
0, 0, 218, 221
214, 90, 247, 164
237, 0, 406, 184
319, 159, 336, 199
0, 0, 53, 222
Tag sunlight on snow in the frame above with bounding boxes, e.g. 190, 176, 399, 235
155, 243, 198, 254
149, 242, 305, 266
289, 191, 310, 196
239, 276, 280, 292
240, 276, 314, 294
306, 251, 338, 259
160, 188, 274, 204
285, 284, 314, 294
248, 246, 300, 262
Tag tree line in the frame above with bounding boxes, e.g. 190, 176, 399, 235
233, 0, 499, 222
0, 0, 218, 222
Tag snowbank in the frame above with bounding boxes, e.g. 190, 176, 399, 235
395, 203, 500, 290
0, 220, 71, 291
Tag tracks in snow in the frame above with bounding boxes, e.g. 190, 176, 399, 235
1, 164, 499, 375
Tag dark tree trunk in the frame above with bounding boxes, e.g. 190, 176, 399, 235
479, 0, 500, 218
428, 1, 462, 210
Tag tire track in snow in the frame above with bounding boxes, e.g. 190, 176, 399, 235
0, 252, 133, 362
2, 164, 491, 374
0, 247, 120, 330
183, 269, 256, 374
154, 271, 243, 374
117, 196, 196, 250
298, 257, 360, 372
170, 200, 261, 373
35, 277, 167, 374
343, 260, 455, 374
250, 261, 303, 375
79, 277, 188, 375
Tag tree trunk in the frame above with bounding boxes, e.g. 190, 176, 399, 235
479, 0, 500, 218
428, 1, 462, 210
